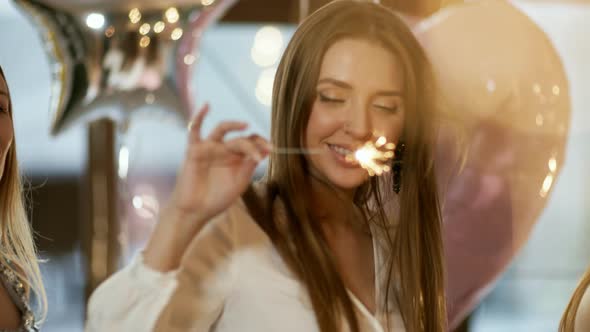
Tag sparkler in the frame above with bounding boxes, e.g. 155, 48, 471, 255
345, 136, 396, 176
272, 136, 397, 177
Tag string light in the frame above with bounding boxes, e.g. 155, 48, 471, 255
86, 13, 105, 30
139, 36, 151, 48
540, 174, 554, 197
184, 54, 196, 65
165, 7, 180, 24
105, 26, 115, 38
139, 23, 151, 35
251, 26, 283, 67
118, 146, 129, 179
154, 21, 165, 33
548, 157, 557, 173
171, 27, 183, 40
129, 8, 141, 24
255, 68, 276, 106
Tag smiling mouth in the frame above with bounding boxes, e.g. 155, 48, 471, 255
327, 143, 353, 157
326, 143, 361, 167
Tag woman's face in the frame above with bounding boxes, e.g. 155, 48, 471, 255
0, 75, 13, 181
304, 38, 406, 191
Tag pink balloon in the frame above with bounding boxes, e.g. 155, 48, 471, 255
176, 0, 239, 116
413, 0, 571, 328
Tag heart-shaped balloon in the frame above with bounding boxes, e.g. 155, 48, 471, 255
413, 0, 571, 327
13, 0, 238, 135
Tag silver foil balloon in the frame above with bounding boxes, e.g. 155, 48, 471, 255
13, 0, 238, 135
413, 0, 571, 327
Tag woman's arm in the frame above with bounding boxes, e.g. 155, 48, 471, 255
85, 105, 269, 331
141, 105, 270, 273
0, 283, 20, 329
86, 204, 239, 332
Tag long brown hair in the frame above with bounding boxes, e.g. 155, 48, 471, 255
0, 66, 47, 322
560, 268, 590, 331
245, 1, 446, 331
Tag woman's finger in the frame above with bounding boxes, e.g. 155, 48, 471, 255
188, 103, 209, 143
249, 134, 273, 153
207, 121, 249, 142
226, 137, 265, 162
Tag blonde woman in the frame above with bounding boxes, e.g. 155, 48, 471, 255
87, 1, 446, 331
560, 269, 590, 331
0, 66, 47, 331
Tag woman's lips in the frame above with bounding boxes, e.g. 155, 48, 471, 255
326, 143, 360, 168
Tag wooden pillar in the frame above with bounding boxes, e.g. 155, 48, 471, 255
83, 119, 120, 299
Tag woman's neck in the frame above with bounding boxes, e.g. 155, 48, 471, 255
307, 176, 368, 233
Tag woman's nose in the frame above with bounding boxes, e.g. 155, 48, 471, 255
344, 102, 372, 141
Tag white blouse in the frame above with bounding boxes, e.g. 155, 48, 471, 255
85, 198, 405, 332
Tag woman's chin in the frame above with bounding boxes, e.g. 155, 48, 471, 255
324, 169, 369, 190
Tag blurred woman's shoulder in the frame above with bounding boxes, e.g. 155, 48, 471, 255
0, 259, 36, 332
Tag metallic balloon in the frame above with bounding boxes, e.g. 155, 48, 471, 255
13, 0, 237, 135
413, 0, 571, 327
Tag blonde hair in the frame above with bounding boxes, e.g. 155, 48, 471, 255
247, 1, 447, 331
560, 268, 590, 331
0, 66, 47, 322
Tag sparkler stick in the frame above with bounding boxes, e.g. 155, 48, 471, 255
272, 136, 397, 176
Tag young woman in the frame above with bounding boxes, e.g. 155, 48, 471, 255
86, 1, 446, 331
0, 66, 47, 331
560, 269, 590, 331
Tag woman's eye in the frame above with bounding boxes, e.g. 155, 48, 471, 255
374, 104, 399, 113
318, 93, 345, 103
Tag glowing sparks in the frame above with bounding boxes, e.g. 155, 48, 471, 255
346, 139, 396, 176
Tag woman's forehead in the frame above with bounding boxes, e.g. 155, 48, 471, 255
318, 39, 404, 90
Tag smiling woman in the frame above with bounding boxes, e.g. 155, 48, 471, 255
86, 1, 446, 331
304, 38, 405, 190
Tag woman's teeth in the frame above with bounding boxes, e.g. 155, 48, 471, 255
329, 144, 352, 156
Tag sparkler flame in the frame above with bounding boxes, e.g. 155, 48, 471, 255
346, 136, 396, 176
